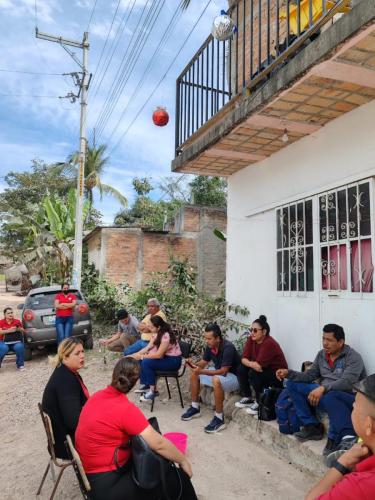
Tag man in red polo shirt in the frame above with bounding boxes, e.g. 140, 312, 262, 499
0, 307, 26, 370
55, 282, 77, 345
305, 373, 375, 500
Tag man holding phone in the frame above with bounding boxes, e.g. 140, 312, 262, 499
0, 307, 26, 370
181, 323, 240, 433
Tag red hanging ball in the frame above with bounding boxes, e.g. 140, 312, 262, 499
152, 106, 169, 127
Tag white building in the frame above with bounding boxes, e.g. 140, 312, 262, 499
172, 0, 375, 372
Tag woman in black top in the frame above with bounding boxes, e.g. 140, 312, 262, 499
42, 337, 89, 459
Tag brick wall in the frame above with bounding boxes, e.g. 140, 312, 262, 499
85, 205, 227, 296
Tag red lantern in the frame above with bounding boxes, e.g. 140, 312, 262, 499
152, 106, 169, 127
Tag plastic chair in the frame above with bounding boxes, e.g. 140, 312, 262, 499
151, 340, 192, 412
65, 435, 92, 499
280, 0, 351, 35
36, 403, 73, 499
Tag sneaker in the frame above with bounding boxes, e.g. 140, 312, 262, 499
17, 366, 25, 371
204, 416, 226, 434
322, 438, 336, 457
181, 406, 201, 421
235, 397, 254, 409
325, 436, 357, 467
246, 402, 259, 415
139, 391, 158, 403
294, 423, 324, 442
134, 384, 150, 394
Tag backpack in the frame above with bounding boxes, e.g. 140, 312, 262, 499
258, 387, 283, 421
275, 388, 301, 434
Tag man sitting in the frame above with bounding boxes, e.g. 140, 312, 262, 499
0, 307, 26, 370
276, 324, 366, 456
305, 373, 375, 500
181, 323, 240, 434
125, 298, 167, 357
99, 309, 139, 352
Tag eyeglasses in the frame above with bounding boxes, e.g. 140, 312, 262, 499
249, 327, 263, 333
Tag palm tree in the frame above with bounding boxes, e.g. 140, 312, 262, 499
58, 144, 127, 207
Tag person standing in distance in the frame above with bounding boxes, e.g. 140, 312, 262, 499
54, 283, 77, 345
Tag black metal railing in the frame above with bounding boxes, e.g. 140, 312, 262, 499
175, 0, 351, 155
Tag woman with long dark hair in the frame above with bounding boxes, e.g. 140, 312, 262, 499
128, 315, 182, 403
75, 357, 197, 500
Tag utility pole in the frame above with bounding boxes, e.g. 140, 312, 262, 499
36, 29, 89, 289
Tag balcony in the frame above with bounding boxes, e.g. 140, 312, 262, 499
172, 0, 375, 176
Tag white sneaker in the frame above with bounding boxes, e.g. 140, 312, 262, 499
235, 397, 254, 409
17, 366, 25, 371
246, 402, 259, 415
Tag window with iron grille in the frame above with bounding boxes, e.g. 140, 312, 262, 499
319, 181, 373, 293
276, 199, 314, 292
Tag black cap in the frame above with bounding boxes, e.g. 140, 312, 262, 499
353, 374, 375, 405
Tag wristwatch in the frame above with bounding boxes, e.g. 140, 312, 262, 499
332, 460, 351, 475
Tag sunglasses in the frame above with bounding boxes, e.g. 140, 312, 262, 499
249, 327, 263, 333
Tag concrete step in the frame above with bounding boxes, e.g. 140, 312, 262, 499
198, 385, 327, 478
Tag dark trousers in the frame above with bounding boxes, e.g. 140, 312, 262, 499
87, 461, 198, 500
238, 364, 282, 402
286, 380, 356, 444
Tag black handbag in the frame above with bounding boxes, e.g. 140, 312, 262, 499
258, 387, 283, 421
114, 417, 182, 500
3, 330, 23, 344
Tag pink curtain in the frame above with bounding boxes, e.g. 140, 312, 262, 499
351, 239, 373, 293
322, 245, 347, 290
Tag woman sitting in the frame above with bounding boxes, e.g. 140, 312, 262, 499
42, 337, 89, 459
75, 357, 198, 500
235, 315, 288, 415
130, 316, 182, 403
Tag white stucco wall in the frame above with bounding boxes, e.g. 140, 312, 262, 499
227, 99, 375, 373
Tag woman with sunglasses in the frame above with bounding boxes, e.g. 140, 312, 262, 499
235, 315, 287, 414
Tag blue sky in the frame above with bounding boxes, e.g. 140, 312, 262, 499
0, 0, 221, 222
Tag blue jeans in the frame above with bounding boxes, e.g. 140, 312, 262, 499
286, 380, 355, 443
55, 316, 74, 345
0, 342, 25, 367
124, 339, 148, 356
140, 356, 182, 386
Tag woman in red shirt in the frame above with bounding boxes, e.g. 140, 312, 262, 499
54, 282, 77, 345
235, 315, 288, 414
0, 307, 25, 370
76, 357, 198, 500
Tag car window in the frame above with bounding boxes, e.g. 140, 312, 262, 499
26, 291, 83, 310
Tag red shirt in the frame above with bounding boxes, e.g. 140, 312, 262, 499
316, 455, 375, 500
0, 318, 22, 341
75, 386, 149, 474
242, 335, 288, 372
55, 293, 77, 317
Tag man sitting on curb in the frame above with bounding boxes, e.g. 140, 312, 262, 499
181, 323, 240, 434
99, 309, 139, 352
276, 324, 366, 456
305, 373, 375, 500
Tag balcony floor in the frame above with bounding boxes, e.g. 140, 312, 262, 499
172, 0, 375, 177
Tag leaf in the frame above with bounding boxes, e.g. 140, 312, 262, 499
213, 228, 227, 241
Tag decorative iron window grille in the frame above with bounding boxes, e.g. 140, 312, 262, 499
276, 199, 314, 292
319, 181, 373, 293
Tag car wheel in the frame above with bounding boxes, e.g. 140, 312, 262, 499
84, 335, 94, 350
24, 347, 32, 361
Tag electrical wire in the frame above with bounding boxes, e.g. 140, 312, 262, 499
105, 1, 184, 144
109, 0, 213, 154
0, 93, 60, 98
34, 0, 38, 27
0, 69, 63, 75
87, 0, 99, 31
89, 0, 137, 102
94, 0, 165, 142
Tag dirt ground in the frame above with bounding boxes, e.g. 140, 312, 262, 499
0, 284, 315, 500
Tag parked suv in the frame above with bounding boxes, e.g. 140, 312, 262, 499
17, 285, 93, 361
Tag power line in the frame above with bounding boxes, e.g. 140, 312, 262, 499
105, 1, 184, 144
34, 0, 38, 27
94, 0, 165, 141
0, 68, 63, 75
0, 93, 60, 98
87, 0, 99, 31
109, 0, 213, 154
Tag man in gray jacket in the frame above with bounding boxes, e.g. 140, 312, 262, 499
276, 324, 366, 456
